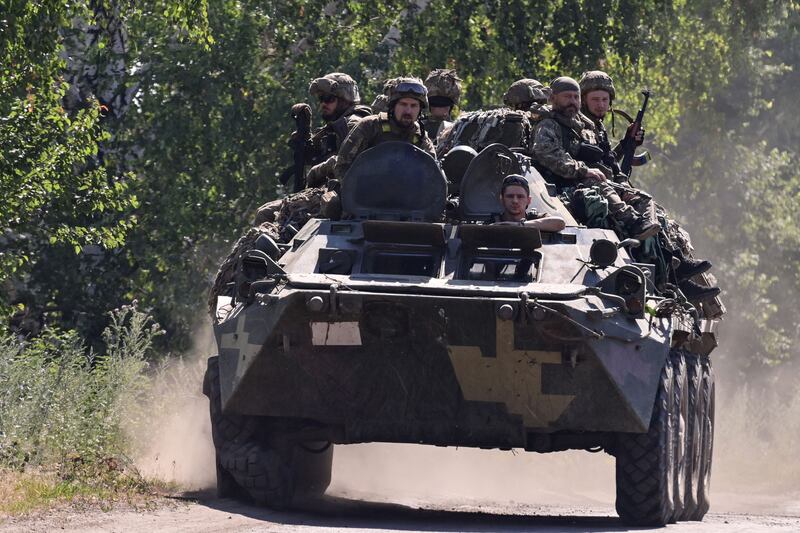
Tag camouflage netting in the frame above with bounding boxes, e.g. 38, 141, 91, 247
208, 221, 281, 319
208, 187, 340, 319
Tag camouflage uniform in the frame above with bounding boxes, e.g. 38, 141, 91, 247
423, 69, 462, 145
335, 78, 435, 181
305, 73, 373, 186
532, 109, 652, 234
334, 113, 435, 180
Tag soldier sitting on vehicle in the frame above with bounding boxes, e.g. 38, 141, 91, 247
423, 69, 462, 145
255, 73, 370, 231
532, 76, 659, 242
488, 175, 566, 232
334, 77, 436, 181
578, 70, 719, 303
303, 73, 374, 187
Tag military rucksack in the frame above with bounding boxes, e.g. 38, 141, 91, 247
437, 108, 536, 156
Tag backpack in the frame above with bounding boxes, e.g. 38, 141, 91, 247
437, 108, 533, 156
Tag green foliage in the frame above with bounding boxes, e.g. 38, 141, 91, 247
3, 0, 800, 368
0, 304, 158, 470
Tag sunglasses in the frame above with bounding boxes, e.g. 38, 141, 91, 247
318, 94, 337, 104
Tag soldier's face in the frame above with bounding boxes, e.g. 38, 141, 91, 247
552, 91, 581, 117
501, 185, 531, 219
584, 90, 610, 118
395, 98, 421, 126
319, 95, 339, 120
429, 105, 451, 120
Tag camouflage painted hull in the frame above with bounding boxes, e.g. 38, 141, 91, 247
215, 286, 671, 449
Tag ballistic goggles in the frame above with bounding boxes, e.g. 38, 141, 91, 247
395, 81, 427, 96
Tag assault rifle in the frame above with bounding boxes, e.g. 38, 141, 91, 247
619, 89, 651, 177
278, 103, 312, 193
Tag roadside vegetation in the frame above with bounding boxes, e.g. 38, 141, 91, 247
2, 0, 800, 516
0, 305, 170, 515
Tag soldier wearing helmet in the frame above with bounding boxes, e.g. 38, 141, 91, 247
423, 69, 462, 143
578, 70, 718, 302
334, 77, 435, 181
579, 70, 642, 173
502, 78, 551, 112
303, 73, 373, 187
532, 76, 660, 242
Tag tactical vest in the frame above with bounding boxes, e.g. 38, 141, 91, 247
376, 112, 428, 148
312, 105, 373, 163
534, 113, 599, 189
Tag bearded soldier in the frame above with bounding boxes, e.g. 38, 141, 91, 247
532, 76, 659, 241
423, 69, 462, 144
255, 73, 369, 228
334, 77, 435, 181
299, 72, 374, 187
579, 70, 718, 302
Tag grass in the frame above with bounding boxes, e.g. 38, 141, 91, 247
0, 303, 180, 517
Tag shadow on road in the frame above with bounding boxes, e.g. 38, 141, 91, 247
178, 490, 648, 532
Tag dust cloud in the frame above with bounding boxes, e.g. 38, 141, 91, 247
129, 320, 216, 490
126, 323, 800, 515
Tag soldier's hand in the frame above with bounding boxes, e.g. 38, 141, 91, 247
585, 168, 607, 182
627, 123, 645, 146
291, 103, 312, 121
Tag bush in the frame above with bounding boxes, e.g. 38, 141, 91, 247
0, 304, 159, 477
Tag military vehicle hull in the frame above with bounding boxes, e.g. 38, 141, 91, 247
204, 143, 718, 525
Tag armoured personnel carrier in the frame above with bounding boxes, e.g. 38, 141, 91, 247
203, 142, 719, 526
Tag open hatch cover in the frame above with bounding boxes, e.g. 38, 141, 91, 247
342, 142, 447, 222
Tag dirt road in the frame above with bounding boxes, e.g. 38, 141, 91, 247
3, 488, 800, 533
4, 436, 798, 532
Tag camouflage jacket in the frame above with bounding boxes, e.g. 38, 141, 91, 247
334, 113, 436, 180
532, 111, 598, 182
307, 104, 373, 178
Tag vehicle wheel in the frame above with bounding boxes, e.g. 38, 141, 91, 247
203, 356, 332, 506
680, 352, 703, 519
692, 355, 715, 519
670, 350, 689, 522
615, 356, 675, 526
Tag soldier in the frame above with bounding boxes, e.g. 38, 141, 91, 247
579, 70, 718, 301
256, 72, 370, 227
423, 69, 462, 143
531, 76, 659, 241
502, 78, 550, 113
304, 72, 373, 187
334, 77, 435, 181
489, 175, 567, 232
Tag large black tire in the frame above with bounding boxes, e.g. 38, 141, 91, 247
615, 356, 675, 526
202, 356, 333, 507
693, 355, 715, 519
670, 350, 689, 522
680, 353, 704, 519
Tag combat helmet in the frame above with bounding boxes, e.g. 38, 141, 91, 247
388, 77, 428, 109
308, 72, 361, 104
424, 69, 462, 108
503, 79, 551, 108
579, 71, 616, 101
